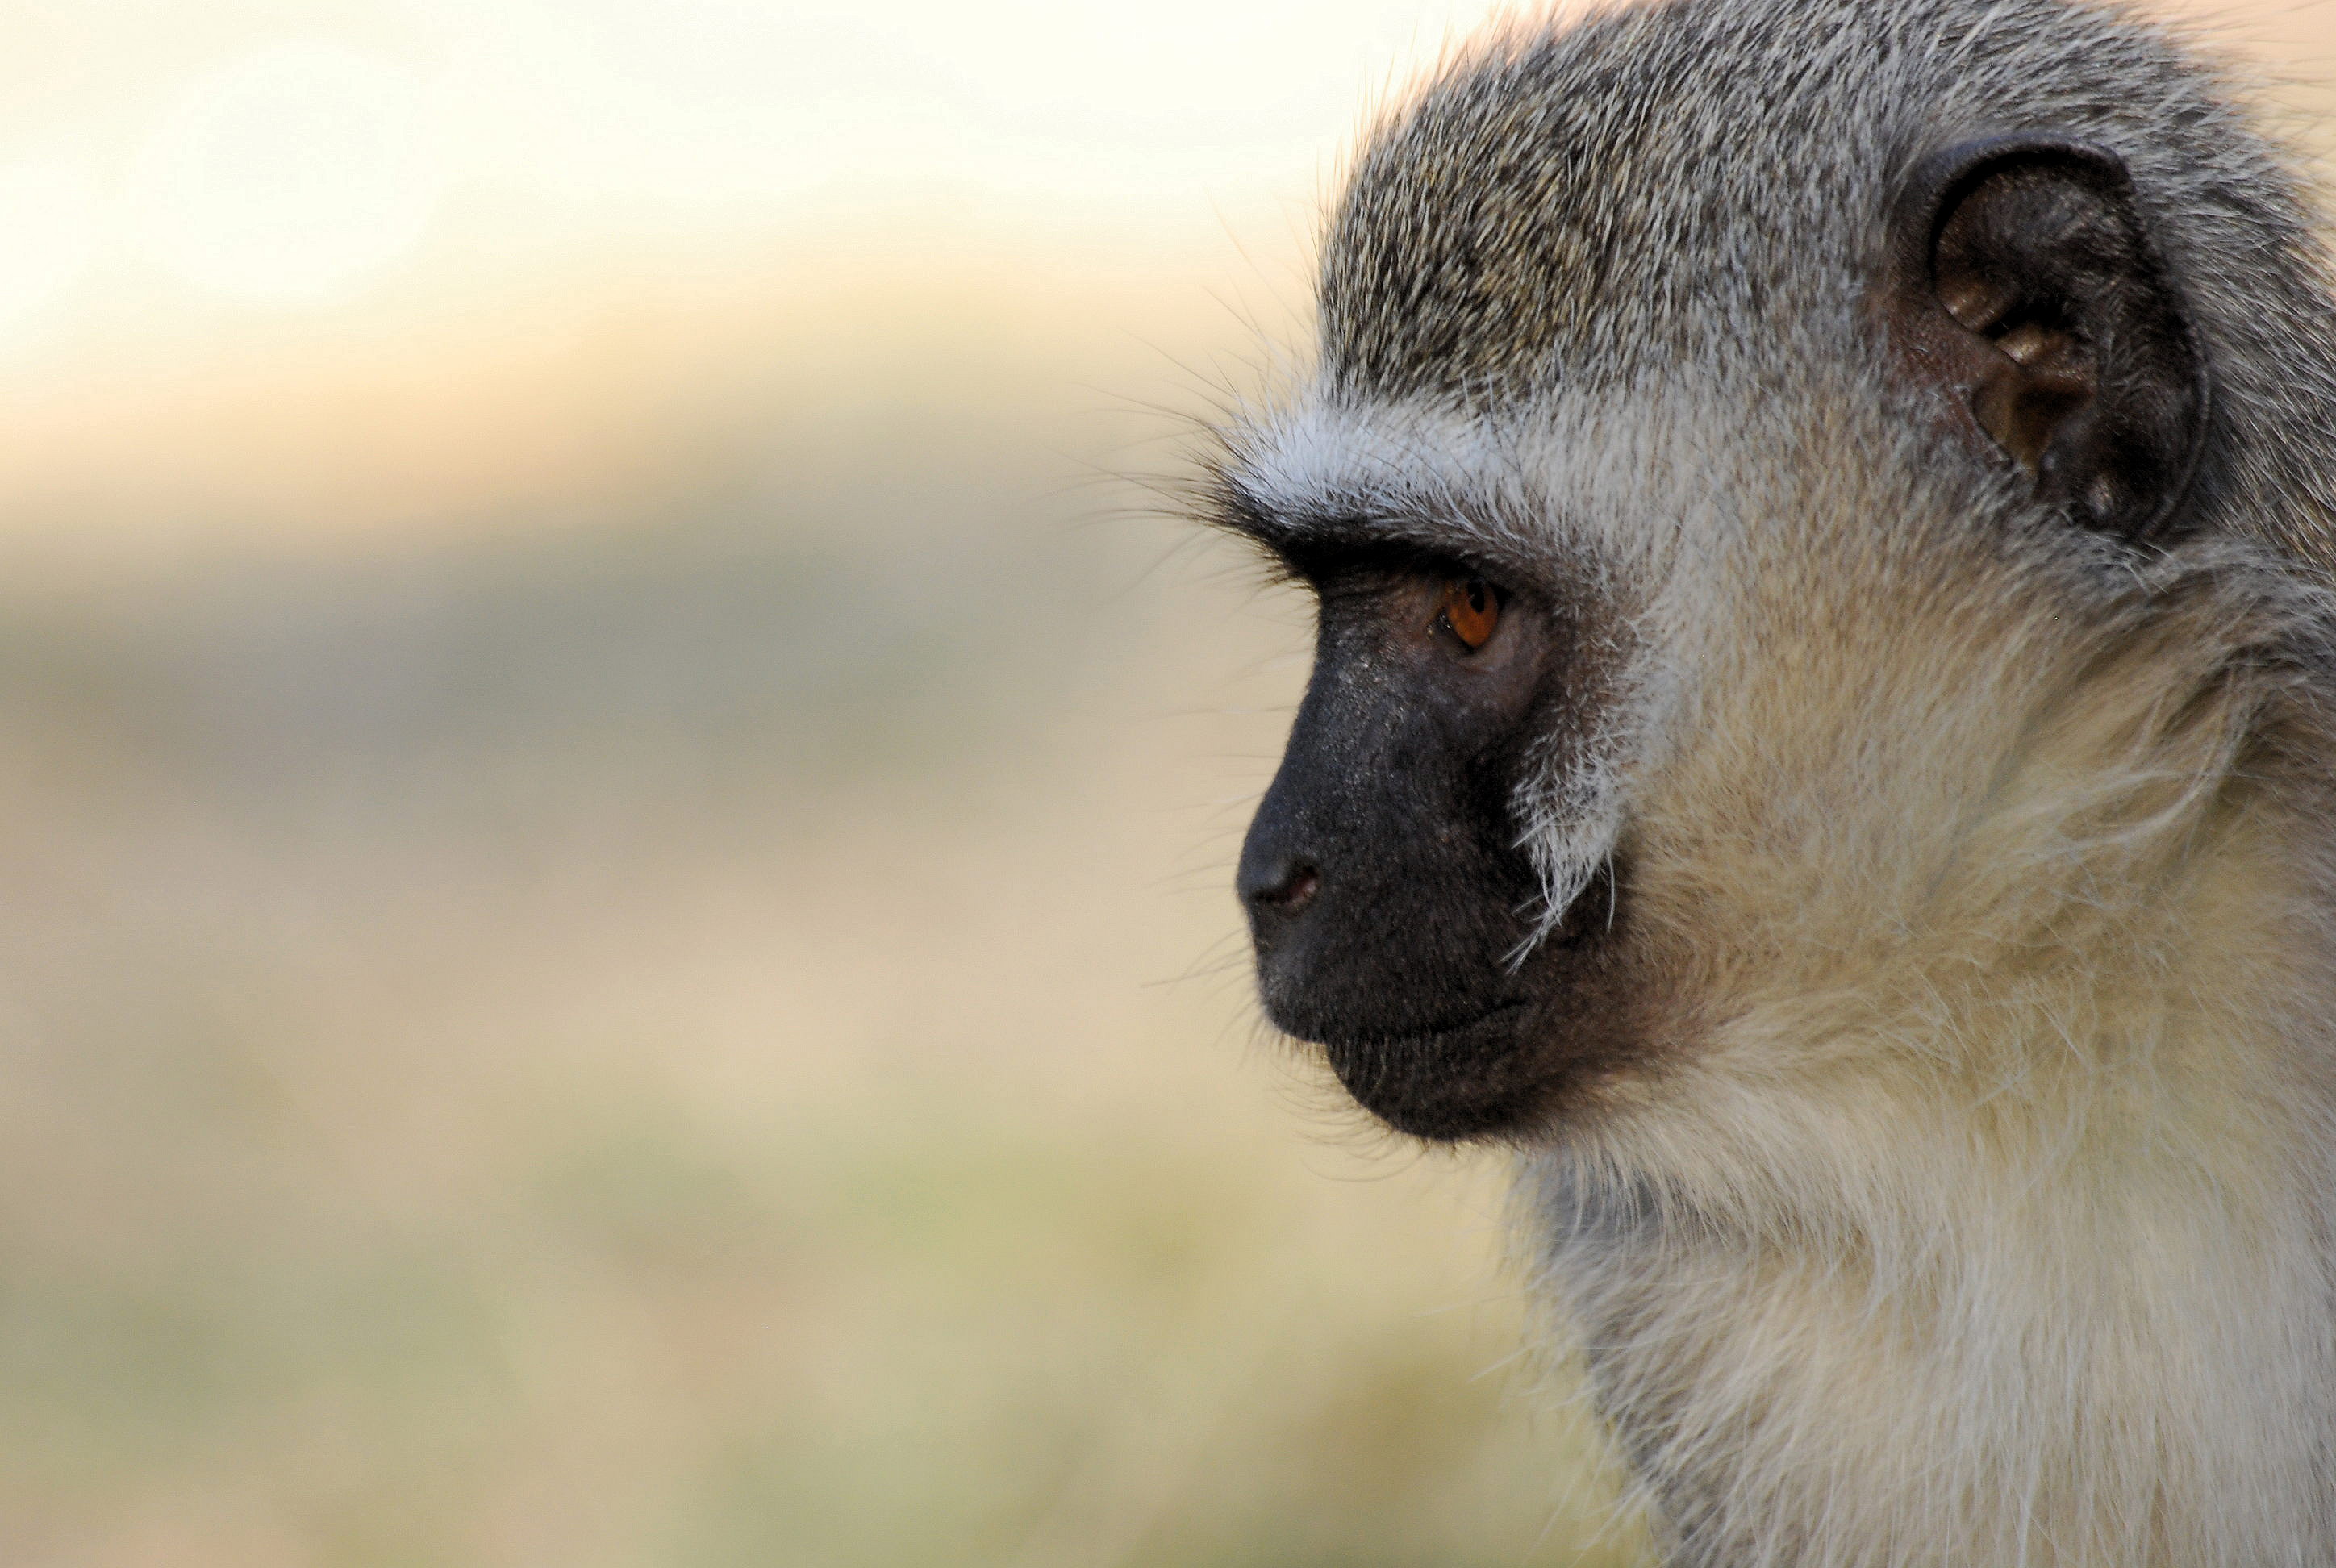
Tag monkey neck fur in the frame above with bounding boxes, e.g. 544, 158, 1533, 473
1519, 558, 2336, 1566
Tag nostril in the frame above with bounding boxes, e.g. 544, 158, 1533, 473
1279, 863, 1320, 911
1235, 804, 1324, 920
1249, 858, 1321, 915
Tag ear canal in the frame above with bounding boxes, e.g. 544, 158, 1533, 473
1892, 134, 2209, 542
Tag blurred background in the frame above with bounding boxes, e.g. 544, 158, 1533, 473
0, 2, 2328, 1565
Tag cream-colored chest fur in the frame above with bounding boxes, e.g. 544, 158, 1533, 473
1530, 762, 2336, 1566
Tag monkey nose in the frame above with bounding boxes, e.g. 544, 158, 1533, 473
1238, 854, 1321, 918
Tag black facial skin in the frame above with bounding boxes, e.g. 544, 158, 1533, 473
1237, 549, 1633, 1141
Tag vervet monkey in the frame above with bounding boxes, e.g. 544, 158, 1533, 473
1203, 0, 2336, 1561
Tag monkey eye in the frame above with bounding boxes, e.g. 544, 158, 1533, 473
1436, 577, 1502, 650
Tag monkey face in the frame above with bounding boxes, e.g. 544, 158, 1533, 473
1205, 102, 2251, 1149
1231, 541, 1646, 1142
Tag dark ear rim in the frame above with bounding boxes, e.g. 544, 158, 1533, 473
1887, 131, 2213, 545
1891, 132, 2134, 283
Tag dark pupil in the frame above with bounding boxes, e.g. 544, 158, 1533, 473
1464, 580, 1487, 614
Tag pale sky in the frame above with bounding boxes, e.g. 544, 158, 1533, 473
0, 0, 1537, 361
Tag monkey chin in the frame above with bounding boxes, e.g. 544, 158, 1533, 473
1316, 1003, 1557, 1141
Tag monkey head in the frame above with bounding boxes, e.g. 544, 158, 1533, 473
1207, 4, 2333, 1149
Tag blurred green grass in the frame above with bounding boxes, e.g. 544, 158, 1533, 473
0, 298, 1645, 1568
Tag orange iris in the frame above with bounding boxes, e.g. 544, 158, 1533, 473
1440, 578, 1500, 649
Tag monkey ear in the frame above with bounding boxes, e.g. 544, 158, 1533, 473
1888, 133, 2208, 542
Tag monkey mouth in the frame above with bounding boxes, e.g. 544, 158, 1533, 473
1317, 999, 1547, 1141
1265, 862, 1633, 1143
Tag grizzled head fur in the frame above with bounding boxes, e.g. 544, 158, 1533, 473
1321, 0, 2336, 565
